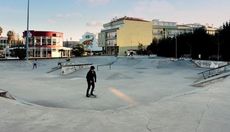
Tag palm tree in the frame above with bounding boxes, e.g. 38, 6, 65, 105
7, 30, 16, 45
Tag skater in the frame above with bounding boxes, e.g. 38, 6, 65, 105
33, 59, 37, 69
86, 66, 97, 97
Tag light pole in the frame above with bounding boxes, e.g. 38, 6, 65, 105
175, 35, 178, 58
26, 0, 30, 61
217, 32, 220, 61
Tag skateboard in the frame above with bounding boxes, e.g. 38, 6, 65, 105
86, 95, 97, 98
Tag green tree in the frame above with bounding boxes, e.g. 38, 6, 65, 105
7, 30, 16, 45
154, 27, 217, 60
136, 43, 145, 55
219, 21, 230, 61
147, 38, 158, 54
157, 37, 175, 57
72, 44, 85, 57
14, 48, 26, 60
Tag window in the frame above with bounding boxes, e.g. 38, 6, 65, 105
53, 39, 56, 45
47, 38, 51, 45
86, 35, 90, 39
42, 38, 46, 45
35, 38, 41, 45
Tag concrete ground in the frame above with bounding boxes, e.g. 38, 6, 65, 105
0, 56, 230, 132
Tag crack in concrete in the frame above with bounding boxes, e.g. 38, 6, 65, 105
195, 96, 212, 132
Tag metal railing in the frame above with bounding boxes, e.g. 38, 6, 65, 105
97, 62, 113, 71
97, 59, 118, 71
198, 63, 230, 79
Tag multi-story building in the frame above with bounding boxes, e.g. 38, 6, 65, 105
176, 24, 195, 35
0, 37, 7, 44
0, 36, 7, 47
63, 41, 80, 48
99, 17, 218, 56
177, 23, 217, 36
0, 37, 7, 57
23, 30, 71, 58
205, 25, 218, 35
98, 16, 152, 55
153, 20, 218, 40
152, 19, 178, 40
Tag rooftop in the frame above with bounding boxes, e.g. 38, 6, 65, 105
110, 16, 150, 23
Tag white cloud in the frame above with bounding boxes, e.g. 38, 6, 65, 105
78, 0, 110, 6
85, 21, 103, 39
126, 0, 230, 27
127, 0, 176, 21
56, 12, 82, 18
87, 0, 110, 3
47, 19, 56, 24
86, 21, 103, 27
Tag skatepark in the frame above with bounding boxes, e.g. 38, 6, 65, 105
0, 56, 230, 132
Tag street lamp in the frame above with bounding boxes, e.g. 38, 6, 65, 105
175, 35, 178, 58
217, 31, 220, 61
26, 0, 30, 61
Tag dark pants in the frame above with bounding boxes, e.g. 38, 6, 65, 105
86, 81, 95, 96
33, 64, 37, 69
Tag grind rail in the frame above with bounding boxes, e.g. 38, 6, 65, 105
198, 63, 230, 79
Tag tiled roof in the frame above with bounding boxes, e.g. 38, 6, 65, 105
111, 16, 149, 23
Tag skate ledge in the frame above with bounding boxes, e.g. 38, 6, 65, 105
0, 89, 15, 100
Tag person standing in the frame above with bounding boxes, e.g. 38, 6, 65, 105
86, 66, 97, 97
33, 59, 37, 69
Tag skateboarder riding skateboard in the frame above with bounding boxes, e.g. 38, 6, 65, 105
86, 66, 97, 97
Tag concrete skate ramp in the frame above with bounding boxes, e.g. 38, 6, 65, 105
106, 72, 133, 80
2, 57, 230, 132
0, 56, 202, 111
114, 57, 142, 67
157, 59, 196, 69
113, 56, 162, 69
76, 56, 117, 65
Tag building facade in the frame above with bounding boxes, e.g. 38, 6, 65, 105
63, 41, 80, 48
80, 32, 102, 53
98, 16, 152, 55
152, 19, 178, 40
99, 17, 218, 56
0, 37, 7, 57
23, 30, 71, 58
152, 20, 218, 40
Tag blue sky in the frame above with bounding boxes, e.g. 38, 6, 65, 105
0, 0, 230, 40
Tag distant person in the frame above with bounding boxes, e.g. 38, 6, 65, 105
33, 59, 37, 69
57, 62, 62, 67
86, 66, 97, 97
124, 51, 127, 56
130, 51, 134, 56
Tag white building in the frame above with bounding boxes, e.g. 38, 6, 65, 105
152, 19, 218, 40
152, 19, 178, 40
23, 30, 72, 58
0, 37, 8, 57
80, 32, 102, 53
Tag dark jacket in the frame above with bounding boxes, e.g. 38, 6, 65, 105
86, 70, 96, 82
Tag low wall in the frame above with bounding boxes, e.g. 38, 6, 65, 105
193, 60, 228, 68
